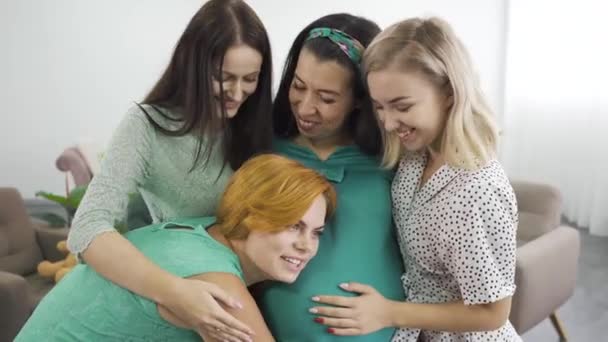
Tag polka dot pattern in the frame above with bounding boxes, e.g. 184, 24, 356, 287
391, 153, 522, 342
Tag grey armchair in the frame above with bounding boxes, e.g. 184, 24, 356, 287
510, 181, 581, 341
0, 188, 68, 342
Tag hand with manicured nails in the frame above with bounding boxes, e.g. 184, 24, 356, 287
310, 282, 394, 336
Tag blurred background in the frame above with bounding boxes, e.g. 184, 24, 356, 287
1, 1, 606, 340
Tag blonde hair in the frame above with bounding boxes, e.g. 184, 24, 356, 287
363, 17, 498, 169
216, 154, 337, 239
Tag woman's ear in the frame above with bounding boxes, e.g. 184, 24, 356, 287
441, 81, 454, 112
443, 94, 454, 112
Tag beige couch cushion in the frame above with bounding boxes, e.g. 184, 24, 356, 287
517, 211, 555, 242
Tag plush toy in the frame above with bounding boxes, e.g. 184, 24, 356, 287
37, 240, 77, 282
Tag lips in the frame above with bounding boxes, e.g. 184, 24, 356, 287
224, 100, 240, 109
214, 94, 240, 108
295, 115, 320, 132
281, 255, 307, 271
397, 126, 415, 143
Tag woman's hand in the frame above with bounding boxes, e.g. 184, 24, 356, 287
310, 282, 394, 336
162, 277, 255, 342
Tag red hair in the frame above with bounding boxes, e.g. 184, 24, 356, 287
217, 154, 336, 239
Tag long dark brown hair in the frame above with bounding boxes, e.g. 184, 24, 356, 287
140, 0, 273, 172
272, 14, 381, 155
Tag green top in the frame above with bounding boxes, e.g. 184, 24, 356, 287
68, 104, 232, 254
16, 217, 242, 342
256, 139, 405, 341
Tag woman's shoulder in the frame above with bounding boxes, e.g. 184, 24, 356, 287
123, 103, 183, 131
447, 160, 516, 212
436, 161, 517, 241
126, 218, 241, 269
125, 217, 216, 240
458, 160, 512, 192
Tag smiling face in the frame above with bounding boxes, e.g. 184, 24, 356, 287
367, 68, 451, 152
242, 194, 327, 283
288, 48, 355, 142
213, 44, 263, 118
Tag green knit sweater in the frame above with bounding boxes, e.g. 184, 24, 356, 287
67, 105, 232, 253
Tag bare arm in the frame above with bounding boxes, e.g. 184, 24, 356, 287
158, 305, 190, 329
68, 108, 177, 300
388, 297, 512, 332
69, 107, 252, 340
85, 231, 254, 341
82, 231, 178, 306
311, 282, 512, 336
167, 273, 274, 342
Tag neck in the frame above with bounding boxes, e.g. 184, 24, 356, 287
419, 147, 446, 187
294, 132, 352, 160
425, 148, 447, 174
228, 239, 266, 286
427, 147, 445, 166
207, 225, 265, 286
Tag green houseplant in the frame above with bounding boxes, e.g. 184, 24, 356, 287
36, 185, 140, 232
35, 185, 88, 227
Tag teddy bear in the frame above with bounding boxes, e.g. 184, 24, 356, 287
37, 240, 78, 282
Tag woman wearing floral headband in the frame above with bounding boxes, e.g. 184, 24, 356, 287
254, 14, 405, 341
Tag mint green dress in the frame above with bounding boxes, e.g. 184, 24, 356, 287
256, 139, 405, 341
16, 217, 242, 342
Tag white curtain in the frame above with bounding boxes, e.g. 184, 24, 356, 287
501, 0, 608, 236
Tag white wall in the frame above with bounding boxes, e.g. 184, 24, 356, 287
1, 0, 507, 197
501, 0, 608, 236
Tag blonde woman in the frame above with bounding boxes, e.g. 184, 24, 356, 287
310, 17, 521, 341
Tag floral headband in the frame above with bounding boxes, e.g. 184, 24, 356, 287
306, 27, 365, 64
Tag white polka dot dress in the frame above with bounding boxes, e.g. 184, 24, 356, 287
391, 153, 522, 342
